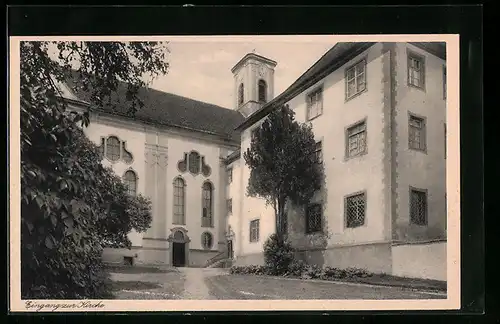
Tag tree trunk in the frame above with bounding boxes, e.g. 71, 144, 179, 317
276, 197, 285, 243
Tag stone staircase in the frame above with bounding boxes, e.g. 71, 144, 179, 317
204, 252, 233, 268
207, 258, 233, 268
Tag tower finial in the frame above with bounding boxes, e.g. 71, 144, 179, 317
252, 48, 256, 54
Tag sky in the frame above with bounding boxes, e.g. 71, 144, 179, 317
146, 40, 335, 108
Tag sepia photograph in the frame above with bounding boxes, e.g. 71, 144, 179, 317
9, 35, 460, 312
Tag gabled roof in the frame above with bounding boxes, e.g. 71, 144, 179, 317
63, 72, 245, 143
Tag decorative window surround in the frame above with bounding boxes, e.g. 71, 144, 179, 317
177, 150, 211, 177
98, 135, 134, 164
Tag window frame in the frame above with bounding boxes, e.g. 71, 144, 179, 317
249, 219, 260, 243
106, 136, 121, 162
344, 191, 367, 229
258, 79, 267, 103
122, 170, 138, 196
407, 50, 426, 90
201, 181, 214, 227
201, 232, 213, 250
345, 119, 368, 159
408, 112, 427, 153
172, 177, 186, 225
313, 141, 323, 164
409, 186, 428, 226
227, 167, 233, 184
226, 198, 233, 215
238, 83, 244, 106
345, 58, 367, 101
305, 203, 323, 234
188, 151, 201, 175
306, 86, 323, 121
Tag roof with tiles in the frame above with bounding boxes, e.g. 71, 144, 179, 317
63, 71, 245, 143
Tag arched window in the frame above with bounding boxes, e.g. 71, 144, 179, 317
123, 170, 137, 196
202, 182, 213, 227
238, 83, 244, 106
106, 136, 121, 161
173, 177, 186, 225
189, 151, 201, 174
201, 232, 213, 249
258, 79, 267, 103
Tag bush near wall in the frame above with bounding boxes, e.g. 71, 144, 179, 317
229, 260, 372, 281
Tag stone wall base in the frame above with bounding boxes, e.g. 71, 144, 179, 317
234, 241, 447, 281
102, 247, 220, 267
297, 242, 393, 274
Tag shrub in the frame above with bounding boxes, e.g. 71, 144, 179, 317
263, 234, 295, 275
301, 264, 323, 279
229, 263, 374, 282
229, 265, 269, 276
20, 41, 167, 299
21, 126, 153, 299
287, 259, 308, 277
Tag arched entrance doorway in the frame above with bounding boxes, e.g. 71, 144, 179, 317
167, 228, 190, 267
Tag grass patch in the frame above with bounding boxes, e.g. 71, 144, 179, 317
110, 280, 162, 291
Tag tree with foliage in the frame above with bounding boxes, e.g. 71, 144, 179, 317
243, 104, 324, 243
20, 41, 168, 298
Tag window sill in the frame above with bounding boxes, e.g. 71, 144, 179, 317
345, 88, 367, 103
305, 230, 324, 235
407, 83, 426, 92
343, 151, 368, 162
408, 147, 428, 155
307, 113, 323, 123
344, 225, 366, 230
409, 222, 428, 227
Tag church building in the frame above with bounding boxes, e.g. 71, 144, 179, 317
61, 42, 448, 281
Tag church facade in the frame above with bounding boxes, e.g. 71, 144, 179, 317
63, 41, 448, 280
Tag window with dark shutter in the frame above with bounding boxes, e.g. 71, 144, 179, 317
306, 203, 322, 233
410, 188, 428, 226
345, 192, 366, 228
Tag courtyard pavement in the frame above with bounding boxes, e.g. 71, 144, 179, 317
109, 267, 447, 300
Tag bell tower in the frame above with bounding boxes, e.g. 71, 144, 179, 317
231, 52, 277, 118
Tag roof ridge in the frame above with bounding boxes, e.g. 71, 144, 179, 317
141, 86, 235, 112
